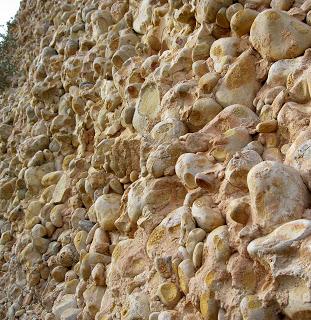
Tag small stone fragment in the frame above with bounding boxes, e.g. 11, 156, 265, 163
256, 120, 278, 133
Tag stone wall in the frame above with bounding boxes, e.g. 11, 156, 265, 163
0, 0, 310, 319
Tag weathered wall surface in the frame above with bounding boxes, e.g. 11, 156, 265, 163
0, 0, 311, 319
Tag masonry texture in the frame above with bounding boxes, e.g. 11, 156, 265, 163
0, 0, 311, 319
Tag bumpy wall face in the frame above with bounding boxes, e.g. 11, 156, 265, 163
0, 0, 311, 319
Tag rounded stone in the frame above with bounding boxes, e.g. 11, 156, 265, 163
51, 266, 67, 282
247, 161, 310, 233
94, 193, 121, 231
192, 195, 225, 232
250, 9, 311, 61
157, 282, 181, 307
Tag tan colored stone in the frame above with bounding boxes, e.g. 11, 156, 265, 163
247, 161, 310, 233
250, 9, 311, 61
94, 193, 121, 231
256, 120, 278, 133
157, 282, 181, 308
178, 259, 195, 294
192, 195, 225, 232
52, 174, 71, 204
230, 9, 258, 37
215, 49, 261, 108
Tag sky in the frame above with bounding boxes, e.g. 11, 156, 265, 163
0, 0, 21, 32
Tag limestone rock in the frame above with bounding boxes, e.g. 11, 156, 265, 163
250, 9, 311, 61
210, 37, 242, 73
285, 128, 311, 190
225, 150, 262, 188
240, 295, 278, 320
157, 282, 181, 307
94, 193, 121, 231
2, 0, 311, 319
83, 284, 105, 317
42, 171, 63, 187
185, 98, 222, 132
175, 153, 213, 189
215, 49, 261, 108
52, 294, 77, 320
52, 174, 71, 204
122, 291, 150, 320
248, 219, 311, 259
191, 195, 225, 232
132, 82, 161, 134
196, 0, 233, 23
147, 206, 186, 259
230, 9, 258, 37
247, 161, 310, 233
